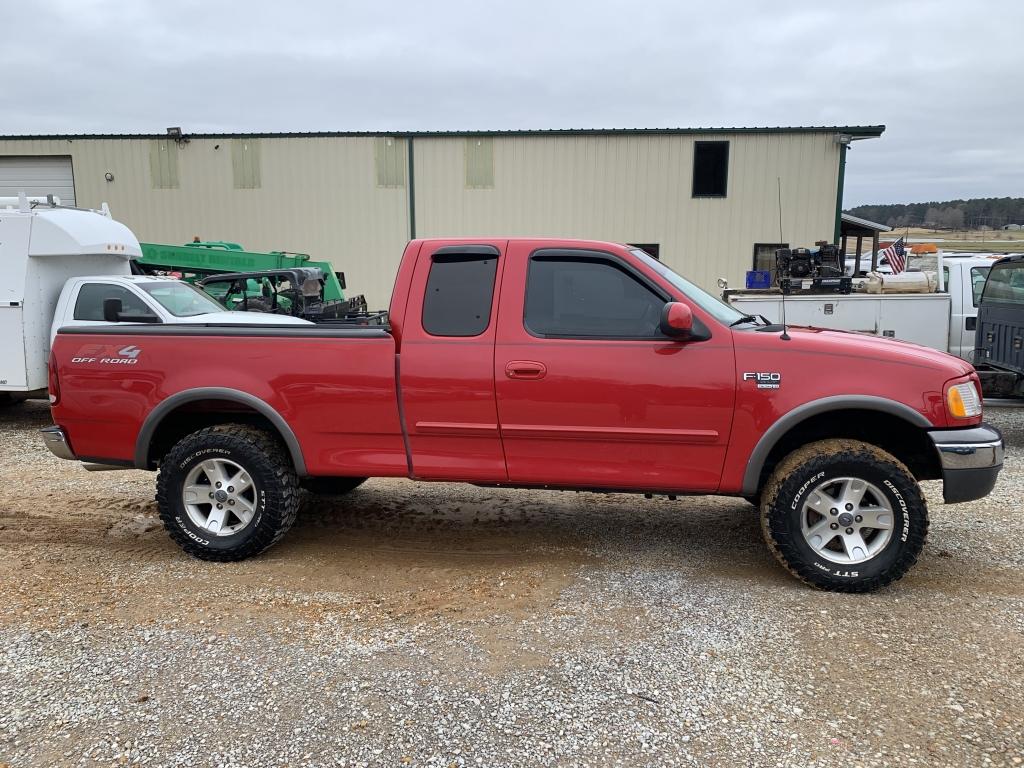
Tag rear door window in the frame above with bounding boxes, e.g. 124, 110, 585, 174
73, 283, 153, 321
421, 253, 498, 337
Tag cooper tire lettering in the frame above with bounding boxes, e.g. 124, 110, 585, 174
759, 439, 929, 593
156, 425, 299, 562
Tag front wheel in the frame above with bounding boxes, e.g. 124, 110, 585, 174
760, 439, 928, 592
156, 424, 300, 561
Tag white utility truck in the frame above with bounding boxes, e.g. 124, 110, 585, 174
1, 196, 309, 406
725, 254, 998, 362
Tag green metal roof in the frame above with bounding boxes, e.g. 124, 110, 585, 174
0, 126, 885, 140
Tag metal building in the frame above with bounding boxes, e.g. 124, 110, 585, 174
0, 126, 883, 307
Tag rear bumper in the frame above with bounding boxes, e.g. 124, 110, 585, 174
928, 424, 1004, 504
41, 426, 77, 461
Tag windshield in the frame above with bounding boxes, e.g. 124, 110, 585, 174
138, 281, 226, 317
630, 248, 747, 325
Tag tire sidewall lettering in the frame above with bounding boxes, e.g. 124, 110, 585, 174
782, 459, 913, 581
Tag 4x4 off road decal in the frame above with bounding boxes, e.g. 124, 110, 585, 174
743, 372, 781, 389
71, 344, 142, 365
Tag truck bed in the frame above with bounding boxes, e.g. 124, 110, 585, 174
52, 323, 408, 476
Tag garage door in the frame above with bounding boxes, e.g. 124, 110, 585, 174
0, 156, 75, 206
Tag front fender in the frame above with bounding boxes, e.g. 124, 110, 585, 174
739, 395, 932, 496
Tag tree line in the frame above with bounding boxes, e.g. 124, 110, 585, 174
845, 197, 1024, 229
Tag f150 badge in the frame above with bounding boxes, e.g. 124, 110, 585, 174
71, 344, 142, 365
743, 372, 781, 389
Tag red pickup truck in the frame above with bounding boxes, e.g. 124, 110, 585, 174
43, 239, 1004, 592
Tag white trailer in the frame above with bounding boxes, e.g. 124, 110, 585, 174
1, 196, 139, 400
1, 196, 314, 405
725, 255, 998, 362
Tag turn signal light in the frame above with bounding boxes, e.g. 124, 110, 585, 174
946, 382, 981, 419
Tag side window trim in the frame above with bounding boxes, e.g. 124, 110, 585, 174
523, 248, 672, 341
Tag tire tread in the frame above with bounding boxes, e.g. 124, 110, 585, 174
759, 438, 929, 593
156, 424, 300, 562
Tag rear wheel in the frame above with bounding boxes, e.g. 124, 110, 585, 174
760, 439, 928, 592
156, 424, 299, 561
300, 476, 368, 496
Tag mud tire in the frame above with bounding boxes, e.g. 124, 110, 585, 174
156, 424, 299, 561
760, 439, 928, 593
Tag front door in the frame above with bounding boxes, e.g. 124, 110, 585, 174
494, 244, 736, 492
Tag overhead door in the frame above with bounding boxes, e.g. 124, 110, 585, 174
0, 156, 75, 206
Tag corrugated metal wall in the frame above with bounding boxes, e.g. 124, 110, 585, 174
414, 133, 839, 291
0, 132, 840, 307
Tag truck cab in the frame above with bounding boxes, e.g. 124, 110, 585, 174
943, 254, 999, 360
49, 275, 312, 343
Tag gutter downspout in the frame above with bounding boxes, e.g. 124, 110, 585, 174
407, 136, 416, 240
834, 142, 847, 245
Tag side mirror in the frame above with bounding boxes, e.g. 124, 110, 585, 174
102, 298, 123, 322
660, 302, 693, 338
102, 296, 159, 324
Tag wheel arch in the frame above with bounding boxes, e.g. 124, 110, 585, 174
741, 396, 938, 497
135, 387, 307, 476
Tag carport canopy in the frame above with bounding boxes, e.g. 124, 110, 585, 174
841, 213, 892, 273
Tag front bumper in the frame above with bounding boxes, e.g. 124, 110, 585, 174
41, 426, 77, 461
928, 423, 1004, 504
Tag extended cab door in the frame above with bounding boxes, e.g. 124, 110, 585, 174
493, 243, 736, 491
397, 241, 508, 481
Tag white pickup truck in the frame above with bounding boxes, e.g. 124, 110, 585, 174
0, 196, 309, 406
726, 254, 998, 362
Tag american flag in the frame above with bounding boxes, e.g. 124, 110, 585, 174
879, 237, 907, 274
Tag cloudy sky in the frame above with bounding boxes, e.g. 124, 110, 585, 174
4, 0, 1021, 206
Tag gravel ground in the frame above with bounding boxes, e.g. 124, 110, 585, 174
1, 400, 1022, 768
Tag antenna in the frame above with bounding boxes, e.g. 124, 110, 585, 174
777, 176, 791, 340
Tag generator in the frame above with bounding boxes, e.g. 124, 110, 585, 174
776, 244, 852, 294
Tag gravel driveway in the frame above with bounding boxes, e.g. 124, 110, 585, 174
1, 401, 1022, 767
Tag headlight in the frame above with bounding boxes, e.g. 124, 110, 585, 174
946, 381, 982, 419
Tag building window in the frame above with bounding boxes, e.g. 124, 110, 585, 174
149, 140, 179, 189
692, 141, 728, 197
525, 253, 666, 339
231, 138, 261, 189
421, 253, 498, 336
375, 137, 406, 188
628, 243, 660, 260
752, 243, 788, 284
465, 137, 494, 189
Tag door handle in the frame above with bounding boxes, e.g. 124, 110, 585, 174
505, 360, 547, 380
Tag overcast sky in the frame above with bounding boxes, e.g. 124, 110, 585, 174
4, 0, 1021, 207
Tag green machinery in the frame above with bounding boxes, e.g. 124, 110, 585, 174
135, 240, 350, 302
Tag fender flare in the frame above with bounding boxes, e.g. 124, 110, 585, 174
740, 395, 932, 496
134, 387, 308, 476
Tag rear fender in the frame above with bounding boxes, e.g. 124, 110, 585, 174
134, 387, 307, 475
